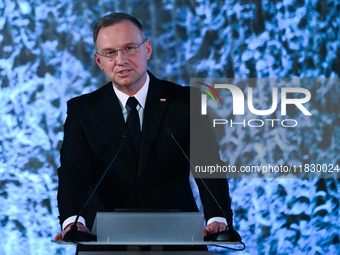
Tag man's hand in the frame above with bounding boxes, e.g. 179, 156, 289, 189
204, 221, 227, 236
54, 222, 91, 241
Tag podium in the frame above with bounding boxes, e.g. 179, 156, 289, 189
54, 212, 242, 254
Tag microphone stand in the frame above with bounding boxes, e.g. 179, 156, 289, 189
166, 127, 241, 242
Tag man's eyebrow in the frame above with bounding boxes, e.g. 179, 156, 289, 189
101, 47, 115, 51
124, 41, 139, 45
101, 41, 140, 50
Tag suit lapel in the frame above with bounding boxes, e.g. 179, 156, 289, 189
94, 83, 138, 175
137, 74, 169, 179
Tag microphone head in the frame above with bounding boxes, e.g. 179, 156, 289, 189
166, 127, 174, 137
123, 129, 129, 138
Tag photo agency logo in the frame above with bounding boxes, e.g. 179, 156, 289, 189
196, 79, 312, 128
191, 78, 340, 179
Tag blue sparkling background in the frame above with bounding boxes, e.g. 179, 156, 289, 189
0, 0, 339, 254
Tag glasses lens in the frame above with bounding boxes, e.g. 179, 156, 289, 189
124, 48, 137, 56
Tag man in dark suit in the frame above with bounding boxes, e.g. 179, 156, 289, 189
54, 13, 232, 244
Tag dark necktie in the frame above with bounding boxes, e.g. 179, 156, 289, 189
126, 97, 141, 160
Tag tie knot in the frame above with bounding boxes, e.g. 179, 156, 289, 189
127, 97, 139, 109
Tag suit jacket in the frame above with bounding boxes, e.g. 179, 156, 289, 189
57, 71, 232, 230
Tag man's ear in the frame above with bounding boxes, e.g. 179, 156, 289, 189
145, 39, 152, 60
94, 52, 104, 70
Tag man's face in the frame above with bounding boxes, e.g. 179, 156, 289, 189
94, 20, 152, 94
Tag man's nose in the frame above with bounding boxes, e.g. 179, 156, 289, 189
116, 49, 128, 65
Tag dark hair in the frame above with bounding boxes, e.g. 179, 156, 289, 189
93, 12, 145, 48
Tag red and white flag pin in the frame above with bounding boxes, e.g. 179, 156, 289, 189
160, 99, 166, 102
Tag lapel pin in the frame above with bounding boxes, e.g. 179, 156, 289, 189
160, 99, 166, 102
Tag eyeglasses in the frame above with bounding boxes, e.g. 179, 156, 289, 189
96, 38, 148, 60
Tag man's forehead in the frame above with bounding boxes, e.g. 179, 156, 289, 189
100, 21, 142, 38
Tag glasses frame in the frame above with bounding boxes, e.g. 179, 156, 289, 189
96, 38, 148, 60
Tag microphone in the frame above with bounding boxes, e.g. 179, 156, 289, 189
62, 130, 129, 242
166, 127, 241, 242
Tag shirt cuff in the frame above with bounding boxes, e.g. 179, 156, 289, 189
62, 215, 86, 230
207, 217, 227, 227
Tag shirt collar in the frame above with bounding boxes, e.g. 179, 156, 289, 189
113, 73, 149, 109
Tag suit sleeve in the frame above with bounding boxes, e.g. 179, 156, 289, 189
189, 87, 233, 225
57, 99, 93, 226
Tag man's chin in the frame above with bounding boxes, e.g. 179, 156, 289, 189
112, 80, 144, 94
113, 79, 134, 88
